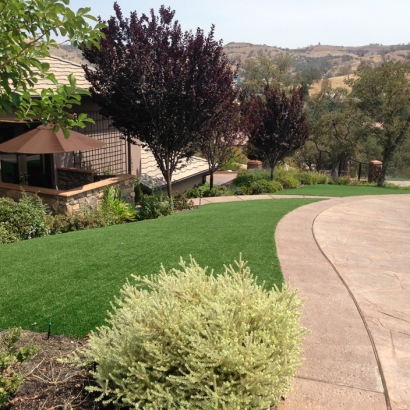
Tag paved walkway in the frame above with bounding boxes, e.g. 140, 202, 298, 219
193, 194, 410, 409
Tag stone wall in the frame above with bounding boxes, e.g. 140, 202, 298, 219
57, 168, 96, 190
0, 174, 135, 215
368, 160, 382, 183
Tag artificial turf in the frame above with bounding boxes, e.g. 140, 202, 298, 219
0, 198, 320, 337
273, 184, 410, 197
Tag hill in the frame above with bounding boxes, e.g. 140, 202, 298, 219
51, 42, 410, 94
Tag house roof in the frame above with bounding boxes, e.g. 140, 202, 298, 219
140, 149, 209, 189
33, 55, 90, 91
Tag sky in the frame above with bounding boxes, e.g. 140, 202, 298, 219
68, 0, 410, 49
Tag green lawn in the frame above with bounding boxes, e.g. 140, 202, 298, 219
0, 199, 320, 338
273, 184, 410, 197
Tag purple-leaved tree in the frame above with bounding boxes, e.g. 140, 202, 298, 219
243, 86, 310, 180
82, 3, 238, 198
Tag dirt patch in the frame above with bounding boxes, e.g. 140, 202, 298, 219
3, 330, 112, 410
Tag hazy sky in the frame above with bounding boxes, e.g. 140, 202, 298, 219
69, 0, 410, 49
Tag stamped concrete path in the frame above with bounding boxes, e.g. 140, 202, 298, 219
193, 194, 410, 409
277, 195, 410, 410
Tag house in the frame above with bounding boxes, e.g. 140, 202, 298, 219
0, 56, 210, 213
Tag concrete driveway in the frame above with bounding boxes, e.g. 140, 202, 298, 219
277, 195, 410, 410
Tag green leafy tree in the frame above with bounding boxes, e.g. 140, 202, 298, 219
308, 81, 371, 179
347, 61, 410, 186
241, 51, 293, 92
0, 0, 105, 135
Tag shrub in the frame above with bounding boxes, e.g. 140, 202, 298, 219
137, 193, 173, 220
274, 175, 300, 189
84, 257, 307, 409
232, 170, 271, 187
295, 172, 329, 185
172, 192, 195, 211
0, 192, 49, 242
184, 183, 234, 198
335, 176, 352, 185
249, 179, 283, 194
0, 225, 19, 245
0, 328, 38, 407
46, 212, 111, 234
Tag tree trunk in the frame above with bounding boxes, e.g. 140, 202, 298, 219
270, 166, 274, 181
331, 160, 339, 180
209, 170, 214, 189
165, 153, 173, 200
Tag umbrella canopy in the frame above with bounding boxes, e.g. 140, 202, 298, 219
0, 125, 105, 154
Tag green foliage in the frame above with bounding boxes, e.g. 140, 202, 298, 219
184, 183, 234, 198
83, 256, 307, 409
134, 180, 144, 204
0, 0, 104, 131
46, 212, 111, 234
0, 192, 49, 242
335, 176, 352, 185
0, 328, 38, 407
248, 179, 283, 194
172, 192, 195, 211
101, 186, 136, 223
232, 170, 271, 187
137, 193, 174, 221
0, 225, 19, 245
295, 172, 329, 185
348, 61, 410, 185
274, 175, 300, 189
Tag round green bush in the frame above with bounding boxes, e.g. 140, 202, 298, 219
249, 179, 283, 194
84, 257, 307, 409
232, 170, 271, 187
274, 175, 300, 189
0, 193, 49, 241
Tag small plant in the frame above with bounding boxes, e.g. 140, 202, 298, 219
0, 328, 38, 407
335, 176, 352, 185
101, 186, 137, 223
83, 256, 307, 409
172, 192, 195, 211
136, 192, 173, 220
295, 172, 329, 185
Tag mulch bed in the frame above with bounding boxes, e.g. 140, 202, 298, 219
3, 330, 113, 410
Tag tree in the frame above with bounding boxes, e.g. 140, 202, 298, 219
241, 52, 293, 93
307, 81, 371, 179
347, 61, 410, 186
0, 0, 104, 135
243, 86, 310, 180
82, 3, 237, 198
199, 99, 242, 189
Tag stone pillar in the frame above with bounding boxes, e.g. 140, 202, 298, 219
368, 160, 382, 183
247, 160, 263, 170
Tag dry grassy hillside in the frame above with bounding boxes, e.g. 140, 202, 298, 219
50, 42, 409, 94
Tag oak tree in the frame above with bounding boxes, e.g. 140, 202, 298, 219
308, 81, 371, 179
82, 3, 237, 197
347, 61, 410, 186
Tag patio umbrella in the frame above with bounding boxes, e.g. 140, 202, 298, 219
0, 124, 105, 153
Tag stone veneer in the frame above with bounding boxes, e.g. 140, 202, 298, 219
0, 174, 135, 215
